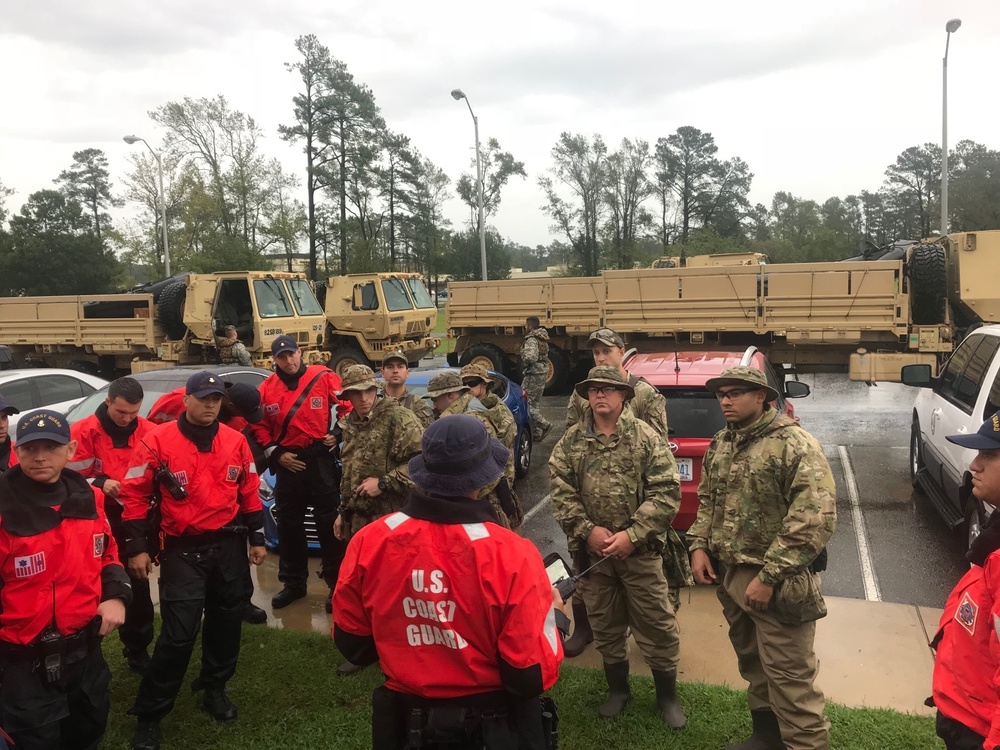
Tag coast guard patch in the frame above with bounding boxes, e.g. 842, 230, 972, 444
226, 466, 240, 482
310, 397, 323, 409
94, 533, 106, 557
956, 590, 978, 636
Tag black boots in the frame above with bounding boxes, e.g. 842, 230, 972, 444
271, 585, 307, 609
202, 687, 238, 722
243, 601, 267, 624
562, 599, 594, 657
725, 709, 786, 750
651, 669, 686, 729
598, 661, 632, 718
131, 720, 161, 750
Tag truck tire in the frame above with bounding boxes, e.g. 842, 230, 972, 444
328, 347, 372, 378
459, 344, 506, 375
157, 282, 188, 340
543, 344, 569, 395
908, 243, 947, 325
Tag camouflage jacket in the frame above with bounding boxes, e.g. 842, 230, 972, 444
520, 328, 550, 375
566, 373, 668, 440
549, 411, 681, 553
686, 408, 837, 587
479, 392, 516, 449
338, 396, 423, 534
397, 388, 434, 428
217, 338, 251, 366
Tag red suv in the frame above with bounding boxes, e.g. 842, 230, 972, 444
624, 347, 810, 531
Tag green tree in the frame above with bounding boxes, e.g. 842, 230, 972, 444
456, 138, 527, 228
54, 148, 120, 244
603, 138, 653, 269
444, 227, 511, 281
949, 139, 1000, 231
654, 126, 719, 244
883, 144, 940, 238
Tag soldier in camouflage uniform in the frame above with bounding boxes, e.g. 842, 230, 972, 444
217, 325, 251, 366
550, 366, 686, 728
380, 348, 434, 428
520, 316, 553, 442
688, 366, 836, 750
563, 327, 692, 657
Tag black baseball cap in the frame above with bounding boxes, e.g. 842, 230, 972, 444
226, 382, 264, 423
947, 410, 1000, 451
16, 409, 71, 445
0, 395, 19, 416
186, 371, 227, 398
271, 335, 298, 356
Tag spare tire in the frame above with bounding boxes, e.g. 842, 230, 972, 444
908, 243, 948, 325
157, 282, 188, 340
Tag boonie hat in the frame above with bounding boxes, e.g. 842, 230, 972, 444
339, 364, 381, 394
460, 363, 495, 385
0, 395, 20, 416
226, 382, 264, 423
574, 365, 635, 400
409, 414, 510, 496
186, 371, 227, 398
588, 328, 625, 348
16, 409, 71, 446
947, 409, 1000, 451
705, 366, 779, 403
271, 335, 298, 356
382, 349, 408, 367
422, 371, 470, 400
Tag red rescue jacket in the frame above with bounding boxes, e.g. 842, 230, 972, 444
69, 409, 154, 496
119, 420, 260, 538
250, 365, 349, 451
933, 547, 1000, 746
334, 493, 563, 699
0, 470, 127, 645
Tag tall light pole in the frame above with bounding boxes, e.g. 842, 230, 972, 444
450, 89, 487, 281
123, 135, 171, 276
941, 18, 962, 236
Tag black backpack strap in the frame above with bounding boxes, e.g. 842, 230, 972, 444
272, 370, 328, 447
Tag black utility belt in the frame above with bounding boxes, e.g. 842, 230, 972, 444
0, 615, 102, 666
162, 525, 247, 551
287, 441, 331, 460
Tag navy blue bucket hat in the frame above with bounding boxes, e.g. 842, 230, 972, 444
409, 414, 509, 496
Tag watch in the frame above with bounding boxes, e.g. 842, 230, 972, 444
377, 476, 389, 492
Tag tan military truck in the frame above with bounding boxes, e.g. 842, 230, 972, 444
447, 231, 999, 391
651, 252, 769, 268
318, 271, 440, 376
0, 271, 328, 376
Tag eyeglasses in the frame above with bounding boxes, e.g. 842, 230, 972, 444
587, 386, 623, 397
715, 388, 756, 401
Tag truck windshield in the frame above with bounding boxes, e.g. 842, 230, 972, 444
253, 279, 294, 318
286, 278, 324, 316
381, 278, 413, 312
405, 278, 435, 309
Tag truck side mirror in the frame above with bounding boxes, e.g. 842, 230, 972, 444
901, 364, 934, 388
784, 380, 811, 398
352, 286, 363, 309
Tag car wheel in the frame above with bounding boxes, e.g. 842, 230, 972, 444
966, 498, 984, 551
515, 428, 532, 479
909, 418, 924, 489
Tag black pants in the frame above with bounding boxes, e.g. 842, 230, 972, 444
131, 535, 247, 721
105, 499, 155, 656
0, 639, 111, 750
936, 711, 987, 750
274, 454, 345, 589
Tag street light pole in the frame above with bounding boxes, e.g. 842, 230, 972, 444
941, 18, 962, 236
450, 89, 488, 281
123, 135, 171, 276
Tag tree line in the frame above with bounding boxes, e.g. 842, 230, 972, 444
1, 33, 998, 295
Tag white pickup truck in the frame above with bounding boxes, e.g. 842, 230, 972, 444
904, 324, 1000, 548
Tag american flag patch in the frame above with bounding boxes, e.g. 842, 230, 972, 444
310, 397, 323, 409
226, 466, 240, 482
94, 533, 106, 558
14, 552, 46, 578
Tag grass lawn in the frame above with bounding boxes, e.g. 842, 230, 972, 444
99, 624, 942, 749
433, 306, 456, 356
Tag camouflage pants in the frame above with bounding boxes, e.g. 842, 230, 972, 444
577, 548, 680, 671
522, 371, 550, 436
718, 563, 830, 750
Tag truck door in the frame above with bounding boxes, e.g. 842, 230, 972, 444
213, 278, 256, 345
351, 280, 384, 340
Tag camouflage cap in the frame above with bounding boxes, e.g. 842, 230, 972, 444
588, 327, 625, 348
339, 364, 380, 394
382, 348, 408, 367
422, 370, 470, 400
705, 366, 779, 403
574, 365, 635, 400
460, 362, 495, 385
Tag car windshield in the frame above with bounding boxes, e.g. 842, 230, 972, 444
381, 278, 414, 312
286, 278, 324, 316
405, 278, 435, 309
660, 389, 728, 438
253, 279, 294, 318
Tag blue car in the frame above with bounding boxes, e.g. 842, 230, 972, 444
261, 367, 533, 550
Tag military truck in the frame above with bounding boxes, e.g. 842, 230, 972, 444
651, 252, 769, 268
317, 271, 440, 376
447, 231, 999, 392
0, 271, 328, 376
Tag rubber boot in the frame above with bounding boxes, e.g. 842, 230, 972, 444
651, 669, 686, 729
562, 599, 593, 657
598, 661, 631, 718
724, 709, 786, 750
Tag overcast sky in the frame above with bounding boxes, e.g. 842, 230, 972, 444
1, 0, 997, 249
